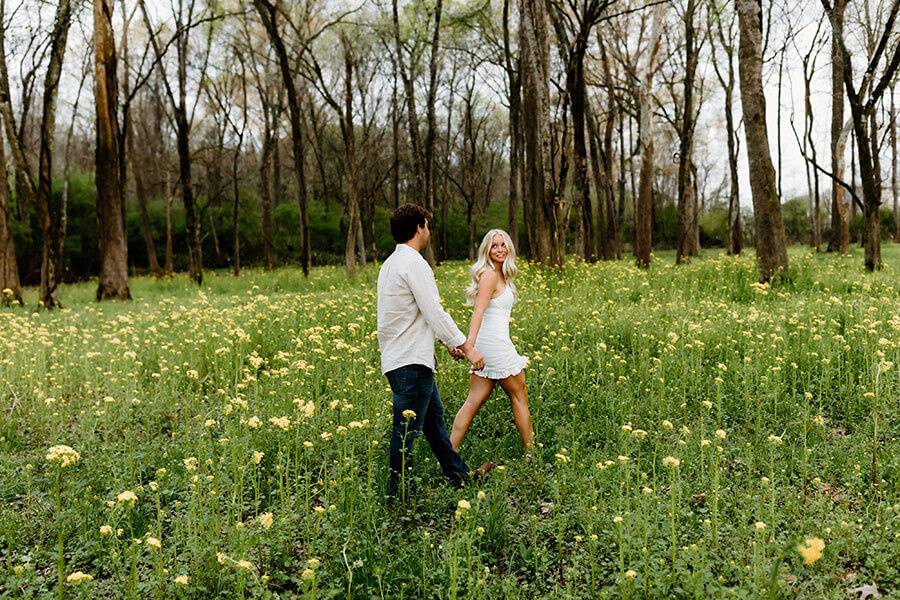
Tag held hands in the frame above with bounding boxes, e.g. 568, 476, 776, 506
458, 341, 484, 371
447, 347, 465, 361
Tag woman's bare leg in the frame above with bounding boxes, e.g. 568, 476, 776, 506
450, 375, 495, 451
499, 370, 534, 450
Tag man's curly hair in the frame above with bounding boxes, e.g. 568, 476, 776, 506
390, 203, 432, 243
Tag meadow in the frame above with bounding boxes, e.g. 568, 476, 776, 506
0, 246, 898, 599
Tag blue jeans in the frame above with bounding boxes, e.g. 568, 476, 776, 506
386, 364, 470, 498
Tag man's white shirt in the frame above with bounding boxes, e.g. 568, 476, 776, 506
377, 244, 466, 374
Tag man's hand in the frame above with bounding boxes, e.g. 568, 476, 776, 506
447, 347, 464, 361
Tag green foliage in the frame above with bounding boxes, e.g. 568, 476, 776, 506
9, 175, 899, 285
0, 247, 898, 598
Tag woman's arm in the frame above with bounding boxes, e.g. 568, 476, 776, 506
466, 270, 499, 347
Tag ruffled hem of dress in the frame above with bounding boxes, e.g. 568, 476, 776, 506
471, 356, 528, 380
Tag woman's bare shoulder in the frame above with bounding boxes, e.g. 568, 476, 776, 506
478, 269, 500, 286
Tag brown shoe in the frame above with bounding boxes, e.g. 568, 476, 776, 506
472, 461, 495, 481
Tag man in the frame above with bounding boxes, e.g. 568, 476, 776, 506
377, 203, 489, 499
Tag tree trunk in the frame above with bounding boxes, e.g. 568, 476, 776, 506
421, 0, 443, 266
587, 104, 608, 258
0, 126, 21, 304
139, 0, 203, 285
724, 70, 742, 254
208, 211, 221, 265
830, 14, 851, 258
164, 171, 174, 274
259, 130, 274, 268
503, 0, 521, 249
232, 158, 240, 276
36, 0, 73, 307
892, 87, 898, 243
94, 0, 130, 301
177, 121, 203, 283
273, 128, 284, 204
0, 0, 74, 307
519, 0, 556, 265
127, 129, 161, 275
852, 110, 882, 271
737, 0, 789, 282
439, 61, 458, 262
603, 106, 619, 260
676, 0, 700, 263
341, 38, 362, 275
390, 60, 400, 210
467, 199, 476, 261
254, 0, 310, 276
392, 0, 424, 205
850, 128, 858, 244
635, 4, 665, 268
567, 36, 593, 262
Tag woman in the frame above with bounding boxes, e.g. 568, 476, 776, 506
450, 229, 534, 455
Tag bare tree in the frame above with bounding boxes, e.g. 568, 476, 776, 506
792, 15, 827, 252
121, 11, 162, 276
503, 0, 523, 249
635, 3, 666, 268
674, 0, 703, 264
549, 0, 616, 262
446, 70, 501, 259
0, 118, 20, 304
253, 0, 312, 277
737, 0, 789, 282
306, 32, 364, 274
139, 0, 218, 285
827, 0, 850, 253
519, 0, 562, 265
821, 0, 900, 271
708, 0, 742, 254
0, 0, 74, 307
94, 0, 130, 300
892, 84, 899, 242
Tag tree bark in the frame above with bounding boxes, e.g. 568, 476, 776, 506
737, 0, 789, 282
390, 58, 401, 210
891, 86, 898, 242
392, 0, 424, 205
164, 170, 174, 274
139, 0, 205, 285
635, 4, 665, 268
127, 127, 161, 275
421, 0, 443, 266
0, 0, 73, 307
94, 0, 131, 301
519, 0, 556, 265
503, 0, 521, 250
341, 38, 361, 275
828, 0, 850, 253
0, 124, 21, 304
232, 80, 247, 277
253, 0, 310, 276
676, 0, 700, 263
259, 129, 275, 268
37, 1, 73, 306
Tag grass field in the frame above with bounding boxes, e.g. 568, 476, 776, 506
1, 246, 898, 599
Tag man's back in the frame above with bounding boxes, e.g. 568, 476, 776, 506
377, 244, 465, 374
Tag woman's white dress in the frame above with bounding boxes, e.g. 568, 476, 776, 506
472, 285, 528, 380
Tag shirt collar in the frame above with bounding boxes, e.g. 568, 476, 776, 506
396, 243, 419, 255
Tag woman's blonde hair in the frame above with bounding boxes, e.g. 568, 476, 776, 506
465, 229, 517, 306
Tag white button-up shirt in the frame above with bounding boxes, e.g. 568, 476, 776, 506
377, 244, 467, 374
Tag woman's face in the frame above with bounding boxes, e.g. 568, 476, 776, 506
489, 234, 508, 265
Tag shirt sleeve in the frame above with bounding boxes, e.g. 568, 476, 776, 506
404, 259, 467, 348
